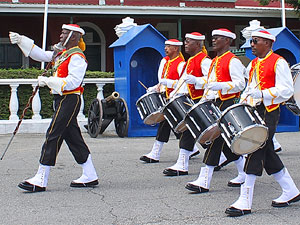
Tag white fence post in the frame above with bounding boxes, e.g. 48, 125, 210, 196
32, 84, 42, 120
0, 78, 115, 134
9, 84, 19, 120
96, 83, 105, 99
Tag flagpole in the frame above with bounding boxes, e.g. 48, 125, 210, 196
41, 0, 49, 69
281, 0, 286, 27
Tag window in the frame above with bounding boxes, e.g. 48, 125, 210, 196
291, 29, 300, 39
0, 38, 24, 69
156, 23, 178, 39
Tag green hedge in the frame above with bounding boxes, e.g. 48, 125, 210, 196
0, 69, 114, 119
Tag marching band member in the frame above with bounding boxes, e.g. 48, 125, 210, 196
243, 60, 283, 154
162, 32, 212, 176
185, 29, 246, 192
9, 24, 98, 192
139, 39, 191, 163
225, 29, 300, 217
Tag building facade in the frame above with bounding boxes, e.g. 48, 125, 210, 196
0, 0, 299, 71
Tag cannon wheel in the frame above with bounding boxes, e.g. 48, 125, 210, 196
87, 98, 103, 138
114, 98, 129, 137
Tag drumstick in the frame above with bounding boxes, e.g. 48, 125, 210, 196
240, 81, 262, 103
183, 102, 193, 107
202, 87, 212, 101
201, 76, 217, 101
138, 80, 148, 90
166, 74, 190, 100
166, 80, 186, 100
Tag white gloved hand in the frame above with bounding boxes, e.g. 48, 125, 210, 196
160, 79, 168, 86
47, 77, 64, 95
38, 76, 49, 87
147, 85, 158, 92
171, 80, 178, 89
206, 91, 216, 100
184, 75, 197, 85
9, 31, 34, 57
53, 42, 64, 52
160, 79, 177, 88
207, 82, 226, 91
248, 89, 262, 99
9, 32, 21, 44
243, 85, 251, 94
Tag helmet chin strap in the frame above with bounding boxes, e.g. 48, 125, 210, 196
63, 31, 73, 47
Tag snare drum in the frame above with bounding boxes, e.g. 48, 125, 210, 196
285, 63, 300, 116
136, 92, 166, 125
184, 101, 222, 144
162, 95, 194, 133
218, 103, 268, 155
285, 98, 300, 116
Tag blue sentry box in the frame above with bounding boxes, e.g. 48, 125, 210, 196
110, 24, 167, 137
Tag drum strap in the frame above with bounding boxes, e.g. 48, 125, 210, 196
248, 69, 262, 106
202, 63, 217, 101
171, 63, 188, 96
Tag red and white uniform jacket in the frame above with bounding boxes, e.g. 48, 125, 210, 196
158, 55, 185, 97
29, 45, 88, 95
241, 51, 293, 112
176, 52, 211, 100
52, 47, 87, 95
206, 51, 245, 100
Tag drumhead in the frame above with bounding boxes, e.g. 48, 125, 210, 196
291, 62, 300, 71
285, 101, 300, 116
169, 94, 190, 103
197, 124, 220, 144
188, 100, 204, 112
188, 100, 214, 113
163, 94, 182, 109
220, 103, 252, 120
175, 121, 187, 133
231, 124, 268, 155
144, 111, 165, 125
136, 91, 160, 104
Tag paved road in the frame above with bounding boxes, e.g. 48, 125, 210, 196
0, 131, 300, 225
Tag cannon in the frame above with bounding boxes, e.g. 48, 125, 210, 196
87, 92, 129, 138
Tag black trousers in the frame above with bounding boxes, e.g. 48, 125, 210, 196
244, 104, 284, 176
178, 98, 201, 151
156, 119, 180, 142
40, 94, 90, 166
203, 98, 241, 166
156, 93, 181, 143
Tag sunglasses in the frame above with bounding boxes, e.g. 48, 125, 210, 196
250, 39, 259, 44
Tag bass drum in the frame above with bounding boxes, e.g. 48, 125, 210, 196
218, 103, 268, 155
136, 92, 166, 125
162, 95, 194, 133
285, 63, 300, 116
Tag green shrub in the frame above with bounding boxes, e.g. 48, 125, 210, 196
0, 69, 114, 119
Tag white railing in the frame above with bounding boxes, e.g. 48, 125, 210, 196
0, 78, 114, 134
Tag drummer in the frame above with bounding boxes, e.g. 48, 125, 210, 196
185, 29, 246, 192
225, 29, 300, 217
140, 39, 192, 163
162, 32, 212, 176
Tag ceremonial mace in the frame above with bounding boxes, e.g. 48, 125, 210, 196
1, 45, 62, 160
